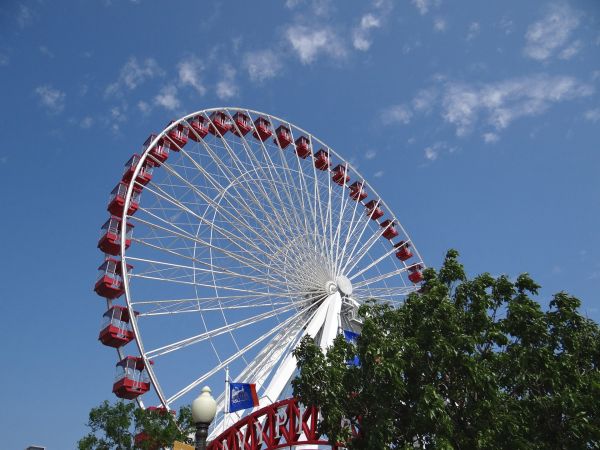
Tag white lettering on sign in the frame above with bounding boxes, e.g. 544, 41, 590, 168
274, 407, 288, 438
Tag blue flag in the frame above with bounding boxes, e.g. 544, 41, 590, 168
344, 330, 360, 366
229, 382, 259, 413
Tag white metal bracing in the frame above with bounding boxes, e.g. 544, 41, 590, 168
118, 107, 425, 435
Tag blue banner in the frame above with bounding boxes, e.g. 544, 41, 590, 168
343, 330, 360, 366
229, 382, 259, 413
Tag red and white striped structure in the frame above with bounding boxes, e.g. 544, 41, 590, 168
93, 108, 424, 438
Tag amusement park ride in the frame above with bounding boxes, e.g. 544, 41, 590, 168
94, 108, 425, 448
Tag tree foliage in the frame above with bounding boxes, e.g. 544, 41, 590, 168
292, 250, 600, 449
78, 400, 195, 450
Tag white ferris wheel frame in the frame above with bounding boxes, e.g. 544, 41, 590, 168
115, 107, 425, 427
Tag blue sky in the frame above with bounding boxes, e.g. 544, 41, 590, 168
1, 0, 599, 448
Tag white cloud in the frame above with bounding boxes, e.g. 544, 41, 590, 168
243, 50, 283, 82
424, 147, 438, 161
80, 116, 94, 129
365, 149, 377, 160
109, 104, 128, 133
412, 0, 430, 15
374, 170, 384, 178
138, 100, 151, 114
467, 22, 480, 41
105, 57, 164, 96
442, 75, 594, 136
352, 13, 381, 51
584, 108, 600, 123
17, 4, 33, 28
433, 17, 447, 32
154, 85, 180, 111
423, 141, 451, 161
216, 64, 238, 100
382, 104, 412, 125
558, 40, 582, 60
482, 132, 499, 143
524, 3, 581, 61
0, 53, 8, 66
412, 88, 437, 112
178, 57, 206, 95
35, 85, 66, 113
285, 25, 346, 64
39, 46, 54, 58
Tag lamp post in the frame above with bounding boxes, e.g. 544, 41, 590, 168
191, 386, 217, 450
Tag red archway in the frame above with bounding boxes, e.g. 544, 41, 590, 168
208, 398, 349, 449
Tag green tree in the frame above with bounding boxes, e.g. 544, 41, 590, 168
292, 250, 600, 449
78, 400, 194, 450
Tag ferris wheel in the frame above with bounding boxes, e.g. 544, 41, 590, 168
94, 107, 425, 437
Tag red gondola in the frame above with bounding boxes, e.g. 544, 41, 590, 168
314, 149, 330, 170
98, 305, 136, 348
232, 112, 252, 136
166, 121, 188, 149
275, 125, 292, 149
349, 181, 368, 201
112, 356, 151, 400
253, 116, 272, 141
408, 264, 424, 283
394, 241, 413, 261
208, 111, 232, 136
94, 257, 132, 299
380, 220, 398, 240
107, 182, 141, 216
122, 154, 153, 186
295, 136, 310, 158
143, 134, 169, 166
98, 216, 134, 256
332, 164, 350, 185
188, 116, 209, 141
365, 200, 384, 220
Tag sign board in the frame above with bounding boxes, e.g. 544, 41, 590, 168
173, 441, 194, 450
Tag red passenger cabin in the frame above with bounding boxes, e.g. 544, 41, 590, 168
98, 216, 134, 256
94, 257, 132, 299
208, 111, 232, 136
143, 134, 169, 166
349, 181, 368, 201
275, 125, 292, 149
314, 149, 330, 170
408, 264, 424, 283
122, 154, 153, 186
380, 220, 399, 240
365, 200, 384, 220
253, 116, 272, 141
98, 305, 136, 348
394, 241, 413, 261
113, 356, 151, 400
166, 121, 188, 149
188, 116, 209, 141
232, 112, 252, 136
332, 164, 350, 185
107, 182, 141, 216
295, 136, 311, 159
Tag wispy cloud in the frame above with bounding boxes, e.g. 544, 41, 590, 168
352, 14, 381, 51
524, 3, 581, 61
412, 0, 430, 15
442, 75, 593, 136
154, 85, 180, 111
0, 52, 8, 66
17, 4, 34, 28
216, 64, 238, 100
365, 149, 377, 160
584, 108, 600, 123
381, 104, 412, 125
35, 85, 66, 114
178, 57, 206, 95
39, 46, 54, 58
466, 22, 480, 41
412, 88, 437, 113
105, 57, 164, 97
482, 132, 499, 143
286, 25, 346, 64
243, 50, 283, 82
433, 17, 447, 32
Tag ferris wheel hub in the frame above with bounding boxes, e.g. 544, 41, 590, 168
335, 275, 353, 296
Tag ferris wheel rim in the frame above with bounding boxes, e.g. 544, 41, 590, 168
116, 106, 425, 412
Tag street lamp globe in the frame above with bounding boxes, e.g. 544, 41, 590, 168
191, 386, 217, 450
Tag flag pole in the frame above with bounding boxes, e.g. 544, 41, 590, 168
225, 366, 230, 415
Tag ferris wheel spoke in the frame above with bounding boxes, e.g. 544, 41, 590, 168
338, 204, 380, 275
349, 240, 413, 281
336, 190, 369, 277
145, 298, 313, 359
150, 158, 287, 257
168, 141, 297, 254
137, 184, 279, 268
332, 175, 361, 276
341, 223, 390, 277
165, 301, 317, 404
352, 266, 410, 289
